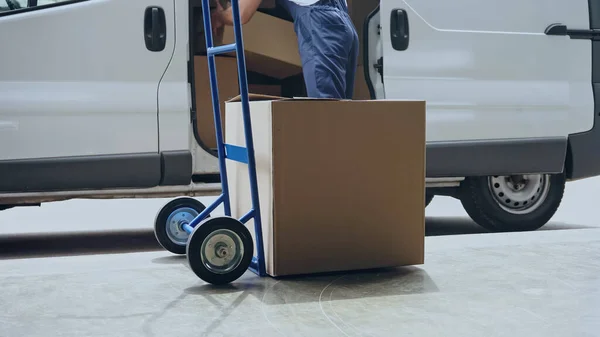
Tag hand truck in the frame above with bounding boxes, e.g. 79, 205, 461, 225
153, 0, 267, 286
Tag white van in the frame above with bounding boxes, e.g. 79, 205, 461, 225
1, 0, 598, 233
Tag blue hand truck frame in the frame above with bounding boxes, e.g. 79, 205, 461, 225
152, 0, 267, 286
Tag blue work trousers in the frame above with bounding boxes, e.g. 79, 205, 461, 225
278, 0, 359, 99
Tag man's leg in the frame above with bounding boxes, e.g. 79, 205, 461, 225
344, 22, 360, 99
298, 8, 353, 99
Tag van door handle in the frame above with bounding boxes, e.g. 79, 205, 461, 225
144, 6, 167, 52
390, 9, 409, 51
545, 23, 600, 40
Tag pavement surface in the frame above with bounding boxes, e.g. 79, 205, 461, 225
1, 228, 598, 337
0, 178, 599, 336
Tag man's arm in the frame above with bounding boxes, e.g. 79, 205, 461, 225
217, 0, 263, 25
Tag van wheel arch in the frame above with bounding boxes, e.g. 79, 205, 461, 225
425, 193, 434, 207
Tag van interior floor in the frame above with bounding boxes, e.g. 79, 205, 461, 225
1, 226, 598, 337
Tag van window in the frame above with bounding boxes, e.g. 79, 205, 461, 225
0, 0, 24, 12
0, 0, 75, 14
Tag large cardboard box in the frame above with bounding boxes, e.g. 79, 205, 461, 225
225, 95, 426, 277
194, 56, 281, 149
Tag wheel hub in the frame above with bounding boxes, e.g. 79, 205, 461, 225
488, 174, 551, 214
201, 229, 244, 275
165, 207, 199, 246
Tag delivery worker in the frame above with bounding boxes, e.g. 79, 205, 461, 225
211, 0, 359, 99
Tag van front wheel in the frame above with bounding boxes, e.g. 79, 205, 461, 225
460, 173, 565, 232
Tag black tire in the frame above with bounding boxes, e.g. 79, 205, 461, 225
425, 193, 434, 208
154, 197, 208, 255
187, 216, 253, 286
460, 173, 566, 232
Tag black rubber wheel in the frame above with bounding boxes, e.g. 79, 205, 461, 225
460, 173, 566, 232
186, 216, 253, 286
154, 197, 208, 255
425, 193, 434, 208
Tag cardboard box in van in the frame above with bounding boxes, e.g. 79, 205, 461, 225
225, 94, 426, 277
220, 12, 302, 79
194, 56, 281, 149
353, 65, 372, 100
194, 0, 278, 55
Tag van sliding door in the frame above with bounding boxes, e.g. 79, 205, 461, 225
0, 0, 180, 193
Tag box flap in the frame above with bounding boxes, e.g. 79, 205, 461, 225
227, 94, 346, 103
227, 93, 284, 103
290, 97, 342, 101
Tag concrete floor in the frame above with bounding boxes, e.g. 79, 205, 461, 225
1, 227, 598, 337
2, 178, 600, 336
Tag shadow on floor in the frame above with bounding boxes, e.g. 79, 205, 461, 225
0, 217, 595, 260
425, 217, 595, 236
139, 264, 437, 336
185, 265, 439, 303
0, 230, 162, 259
139, 265, 438, 336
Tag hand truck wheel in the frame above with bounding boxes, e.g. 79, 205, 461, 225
154, 197, 208, 255
186, 216, 253, 285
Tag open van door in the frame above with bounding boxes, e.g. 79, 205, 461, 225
365, 0, 600, 233
365, 0, 594, 179
362, 4, 383, 100
567, 0, 600, 180
0, 0, 177, 193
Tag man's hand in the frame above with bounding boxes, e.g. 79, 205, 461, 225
210, 1, 226, 37
210, 0, 263, 27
